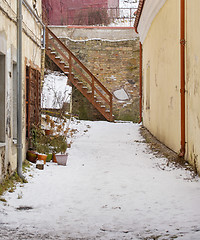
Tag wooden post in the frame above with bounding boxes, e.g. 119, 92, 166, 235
92, 77, 94, 99
110, 95, 113, 121
69, 55, 72, 82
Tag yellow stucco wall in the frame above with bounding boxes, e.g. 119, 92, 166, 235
142, 0, 181, 153
185, 0, 200, 173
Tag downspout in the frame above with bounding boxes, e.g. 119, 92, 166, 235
179, 0, 186, 157
17, 0, 25, 181
139, 42, 143, 123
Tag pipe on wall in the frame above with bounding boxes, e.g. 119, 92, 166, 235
139, 42, 143, 123
179, 0, 186, 157
17, 0, 25, 181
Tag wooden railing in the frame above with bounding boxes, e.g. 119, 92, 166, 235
45, 27, 113, 121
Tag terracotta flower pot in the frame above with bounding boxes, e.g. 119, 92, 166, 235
26, 150, 37, 163
52, 153, 57, 163
45, 129, 53, 136
37, 153, 47, 164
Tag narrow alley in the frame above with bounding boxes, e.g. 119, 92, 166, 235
0, 120, 200, 240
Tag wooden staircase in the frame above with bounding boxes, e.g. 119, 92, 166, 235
45, 27, 114, 122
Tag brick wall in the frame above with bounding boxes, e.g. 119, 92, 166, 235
64, 38, 140, 121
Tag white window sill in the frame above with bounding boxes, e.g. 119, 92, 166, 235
0, 143, 6, 147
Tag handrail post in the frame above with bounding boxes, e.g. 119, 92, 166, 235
110, 94, 113, 121
45, 26, 48, 49
92, 76, 94, 99
69, 54, 72, 82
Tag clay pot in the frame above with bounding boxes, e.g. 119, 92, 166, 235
52, 153, 57, 163
26, 150, 37, 163
45, 129, 53, 136
37, 153, 47, 164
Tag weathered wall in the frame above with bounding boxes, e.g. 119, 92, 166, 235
0, 0, 42, 181
185, 0, 200, 173
72, 86, 106, 121
49, 26, 137, 41
50, 27, 140, 121
141, 0, 180, 153
68, 38, 140, 121
140, 0, 200, 174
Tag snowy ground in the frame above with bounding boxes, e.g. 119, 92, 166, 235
0, 120, 200, 240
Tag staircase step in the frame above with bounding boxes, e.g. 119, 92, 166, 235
45, 30, 114, 122
64, 72, 74, 75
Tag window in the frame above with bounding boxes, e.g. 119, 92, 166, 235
0, 54, 5, 142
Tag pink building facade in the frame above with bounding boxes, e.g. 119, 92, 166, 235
43, 0, 119, 25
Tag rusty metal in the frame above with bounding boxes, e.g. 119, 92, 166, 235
179, 0, 186, 157
45, 27, 114, 121
26, 65, 41, 139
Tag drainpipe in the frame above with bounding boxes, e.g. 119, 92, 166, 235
179, 0, 186, 157
139, 42, 143, 123
17, 0, 25, 181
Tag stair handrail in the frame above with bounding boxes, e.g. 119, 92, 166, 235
46, 27, 112, 99
45, 26, 113, 120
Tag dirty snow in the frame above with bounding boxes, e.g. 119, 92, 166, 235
0, 120, 200, 240
41, 71, 72, 109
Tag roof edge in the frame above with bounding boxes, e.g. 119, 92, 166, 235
134, 0, 146, 33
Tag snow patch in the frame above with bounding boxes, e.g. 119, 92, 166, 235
113, 88, 129, 101
41, 71, 72, 109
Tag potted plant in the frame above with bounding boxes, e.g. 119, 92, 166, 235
44, 115, 54, 136
30, 122, 68, 165
30, 124, 51, 164
50, 135, 68, 165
